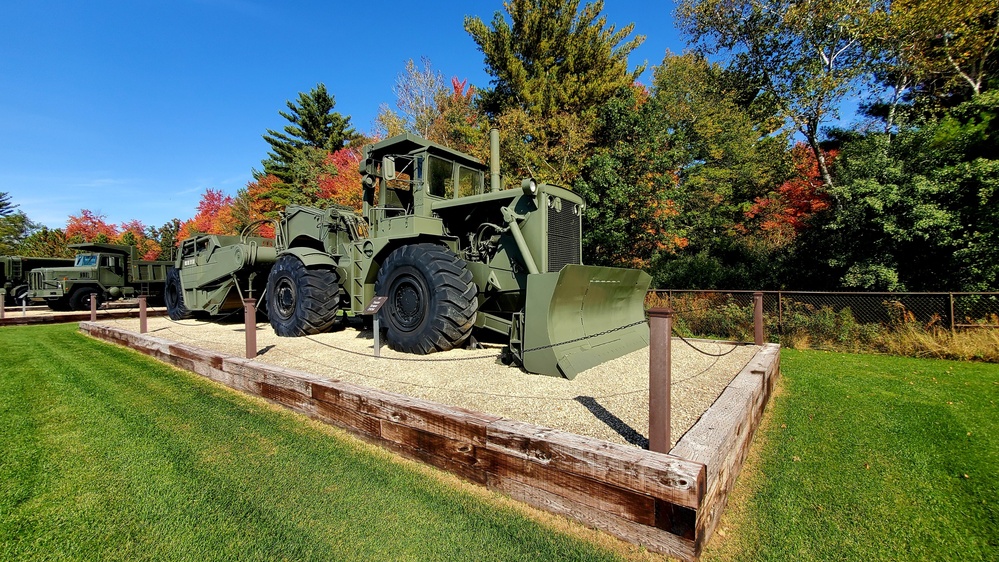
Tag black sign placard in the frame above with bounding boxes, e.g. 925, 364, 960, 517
363, 296, 388, 315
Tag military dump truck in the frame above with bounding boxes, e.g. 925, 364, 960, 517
168, 130, 651, 378
1, 255, 74, 305
28, 243, 172, 311
164, 233, 277, 320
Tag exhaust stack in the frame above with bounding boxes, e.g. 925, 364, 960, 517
490, 128, 500, 192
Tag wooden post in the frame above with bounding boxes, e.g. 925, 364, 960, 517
648, 308, 673, 453
754, 292, 764, 346
90, 293, 97, 321
244, 298, 256, 359
139, 296, 147, 334
1, 292, 5, 320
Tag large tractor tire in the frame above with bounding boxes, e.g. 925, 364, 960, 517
375, 243, 478, 354
267, 255, 340, 337
69, 287, 103, 311
164, 268, 191, 320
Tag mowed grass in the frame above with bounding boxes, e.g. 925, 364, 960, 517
705, 349, 999, 562
0, 324, 622, 562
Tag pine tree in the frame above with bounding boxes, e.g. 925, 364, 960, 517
0, 191, 16, 217
464, 0, 645, 117
261, 83, 357, 183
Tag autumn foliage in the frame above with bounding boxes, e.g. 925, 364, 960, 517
177, 188, 240, 241
743, 143, 833, 248
64, 210, 163, 259
316, 148, 363, 212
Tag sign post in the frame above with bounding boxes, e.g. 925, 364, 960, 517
362, 296, 389, 357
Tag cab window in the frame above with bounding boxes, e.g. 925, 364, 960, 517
428, 156, 454, 198
457, 166, 483, 197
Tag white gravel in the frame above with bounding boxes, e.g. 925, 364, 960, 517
93, 315, 760, 449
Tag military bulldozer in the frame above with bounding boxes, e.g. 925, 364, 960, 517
170, 130, 651, 378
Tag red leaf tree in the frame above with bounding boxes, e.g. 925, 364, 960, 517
178, 188, 239, 241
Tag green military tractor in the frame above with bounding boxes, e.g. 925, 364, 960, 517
170, 131, 650, 378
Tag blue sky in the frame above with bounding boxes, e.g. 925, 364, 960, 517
1, 0, 685, 230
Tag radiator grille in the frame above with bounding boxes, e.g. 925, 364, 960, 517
547, 197, 581, 273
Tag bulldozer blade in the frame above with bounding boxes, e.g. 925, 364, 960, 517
514, 265, 652, 379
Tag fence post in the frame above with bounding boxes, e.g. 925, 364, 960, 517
778, 291, 783, 335
1, 292, 4, 320
139, 296, 147, 334
90, 293, 97, 321
648, 308, 672, 454
244, 298, 257, 359
949, 293, 955, 333
754, 291, 764, 345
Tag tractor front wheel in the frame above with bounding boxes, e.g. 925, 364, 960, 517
164, 268, 191, 320
267, 255, 340, 337
375, 243, 478, 354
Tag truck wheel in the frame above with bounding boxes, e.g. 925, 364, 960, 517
267, 255, 340, 337
13, 286, 29, 306
164, 268, 191, 320
46, 298, 71, 311
69, 287, 103, 311
375, 243, 478, 354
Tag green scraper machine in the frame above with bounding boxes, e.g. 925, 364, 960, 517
167, 130, 651, 379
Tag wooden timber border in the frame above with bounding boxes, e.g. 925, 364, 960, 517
80, 322, 779, 560
0, 307, 167, 327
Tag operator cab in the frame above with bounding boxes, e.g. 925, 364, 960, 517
360, 133, 487, 227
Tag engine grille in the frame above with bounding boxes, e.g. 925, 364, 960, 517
547, 196, 581, 273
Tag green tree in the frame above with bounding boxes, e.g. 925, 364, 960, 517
262, 83, 357, 183
677, 0, 876, 190
465, 0, 644, 116
799, 92, 999, 291
647, 52, 794, 288
17, 227, 72, 258
465, 0, 644, 187
0, 212, 38, 255
575, 85, 688, 269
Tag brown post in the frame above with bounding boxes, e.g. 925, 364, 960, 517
90, 293, 97, 321
139, 296, 147, 334
754, 291, 764, 345
1, 292, 5, 320
244, 298, 256, 359
648, 308, 673, 454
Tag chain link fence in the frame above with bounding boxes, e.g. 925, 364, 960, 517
646, 290, 999, 358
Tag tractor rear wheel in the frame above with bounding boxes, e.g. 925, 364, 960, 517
164, 268, 191, 320
375, 243, 478, 354
267, 255, 340, 337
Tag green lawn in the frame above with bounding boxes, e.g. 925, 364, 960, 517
0, 324, 621, 561
706, 349, 999, 562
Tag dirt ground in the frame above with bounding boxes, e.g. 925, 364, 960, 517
92, 314, 760, 449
